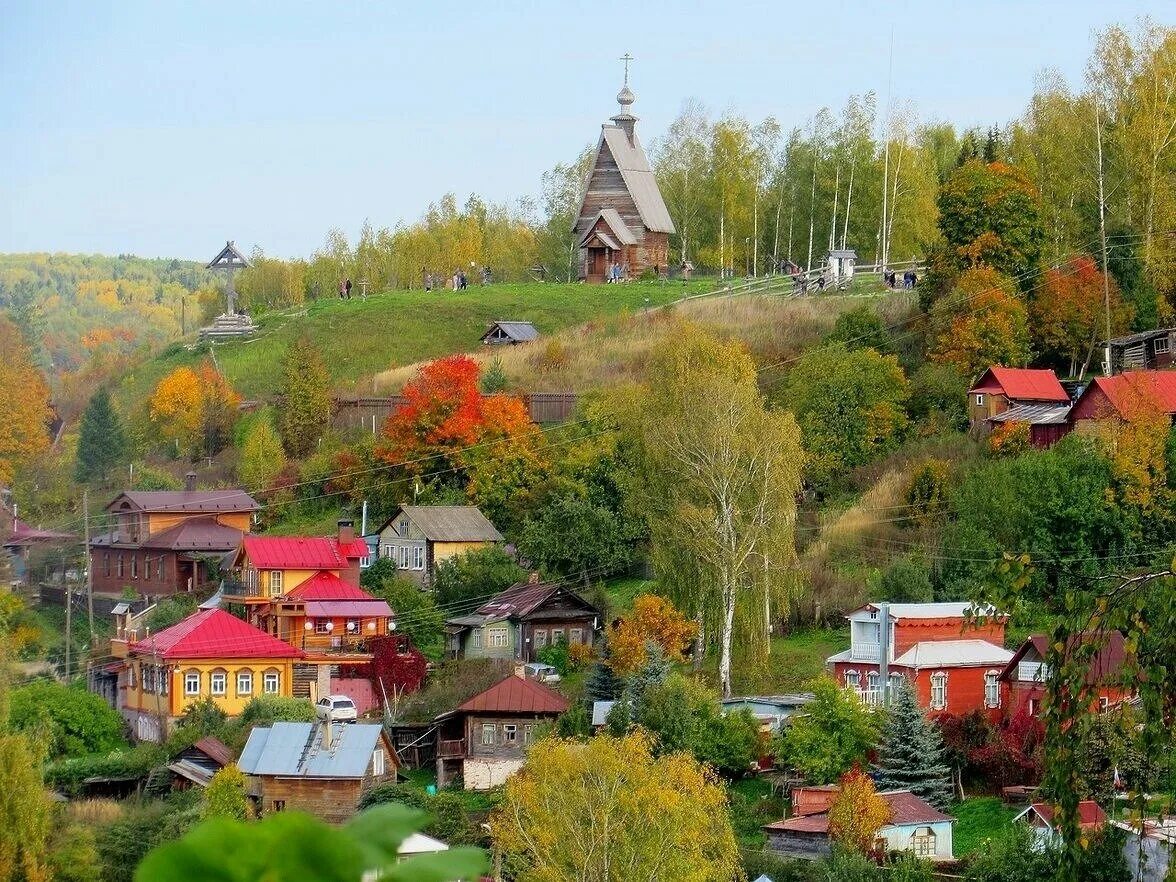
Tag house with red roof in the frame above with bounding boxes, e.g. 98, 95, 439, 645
969, 366, 1073, 448
251, 570, 395, 657
227, 520, 370, 602
764, 789, 955, 860
999, 632, 1134, 719
113, 607, 303, 742
2, 499, 76, 584
434, 673, 569, 789
1070, 371, 1176, 425
89, 478, 259, 598
827, 602, 1012, 716
1015, 801, 1107, 848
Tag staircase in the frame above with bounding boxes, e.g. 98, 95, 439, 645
199, 312, 257, 340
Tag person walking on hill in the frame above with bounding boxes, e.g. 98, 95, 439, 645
344, 278, 353, 299
338, 279, 346, 299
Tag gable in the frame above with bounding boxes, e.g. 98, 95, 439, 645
575, 137, 643, 237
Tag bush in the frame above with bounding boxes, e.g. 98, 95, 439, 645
986, 421, 1032, 458
537, 640, 572, 676
8, 680, 127, 759
905, 458, 950, 526
48, 822, 102, 882
740, 847, 811, 882
145, 594, 197, 632
358, 783, 481, 845
45, 744, 167, 796
432, 545, 524, 607
879, 555, 934, 603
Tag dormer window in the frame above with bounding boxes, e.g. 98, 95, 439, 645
397, 518, 409, 538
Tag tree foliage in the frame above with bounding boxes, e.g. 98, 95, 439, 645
776, 678, 881, 784
203, 764, 250, 821
607, 594, 697, 677
493, 731, 740, 882
368, 575, 445, 660
8, 680, 126, 760
278, 334, 332, 458
872, 681, 953, 810
1031, 255, 1132, 377
148, 360, 240, 458
928, 267, 1031, 381
74, 388, 126, 485
518, 494, 630, 585
237, 414, 287, 493
0, 315, 50, 488
432, 545, 524, 608
827, 768, 891, 854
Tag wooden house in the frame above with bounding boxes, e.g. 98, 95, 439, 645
573, 77, 674, 282
250, 570, 394, 657
481, 320, 539, 346
167, 736, 234, 789
445, 574, 601, 662
1106, 327, 1176, 374
238, 721, 398, 823
375, 505, 503, 587
1069, 371, 1176, 426
826, 602, 1011, 716
434, 674, 568, 789
112, 607, 303, 742
1, 500, 75, 584
89, 480, 259, 598
1015, 801, 1107, 848
227, 521, 370, 601
764, 789, 955, 861
968, 367, 1071, 427
999, 632, 1134, 718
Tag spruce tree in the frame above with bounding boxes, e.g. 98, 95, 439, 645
871, 680, 953, 809
74, 388, 126, 484
278, 334, 332, 458
584, 656, 620, 703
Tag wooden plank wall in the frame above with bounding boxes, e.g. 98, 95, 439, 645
330, 393, 579, 432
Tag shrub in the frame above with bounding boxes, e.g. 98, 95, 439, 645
987, 421, 1032, 458
905, 458, 951, 526
46, 743, 167, 796
537, 640, 572, 676
879, 555, 934, 603
8, 680, 127, 759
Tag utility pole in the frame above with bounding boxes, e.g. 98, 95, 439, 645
64, 580, 71, 683
1095, 97, 1113, 377
84, 489, 94, 638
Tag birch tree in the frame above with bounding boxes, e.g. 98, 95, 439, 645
631, 326, 803, 697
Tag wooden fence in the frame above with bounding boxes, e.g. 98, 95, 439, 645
330, 392, 580, 433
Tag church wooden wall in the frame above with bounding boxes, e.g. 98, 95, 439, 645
575, 141, 643, 242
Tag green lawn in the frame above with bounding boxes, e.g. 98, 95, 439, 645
118, 279, 713, 405
952, 797, 1018, 856
604, 576, 656, 615
698, 627, 848, 696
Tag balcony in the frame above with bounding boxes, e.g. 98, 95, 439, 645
294, 634, 375, 655
221, 579, 273, 603
438, 739, 466, 758
849, 642, 881, 662
855, 689, 883, 707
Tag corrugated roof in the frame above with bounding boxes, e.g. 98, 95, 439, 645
238, 722, 385, 779
970, 367, 1069, 403
892, 639, 1013, 669
578, 208, 638, 247
764, 790, 952, 834
592, 700, 616, 726
129, 608, 303, 660
455, 675, 569, 715
241, 535, 361, 570
139, 517, 246, 552
285, 571, 376, 601
1020, 801, 1107, 829
599, 127, 675, 234
1107, 327, 1176, 346
106, 490, 260, 514
192, 736, 235, 767
394, 506, 503, 542
303, 600, 394, 618
483, 321, 540, 343
472, 580, 598, 622
989, 403, 1072, 425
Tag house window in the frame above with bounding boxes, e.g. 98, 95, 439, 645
210, 669, 227, 696
569, 628, 583, 645
488, 627, 508, 648
503, 724, 517, 744
1028, 698, 1039, 716
481, 723, 496, 746
141, 664, 153, 694
268, 570, 283, 597
550, 628, 564, 645
397, 518, 409, 538
315, 619, 330, 634
237, 669, 253, 696
975, 393, 986, 407
263, 669, 280, 694
103, 553, 110, 577
412, 546, 425, 571
159, 667, 169, 695
399, 546, 410, 569
912, 827, 937, 857
523, 724, 534, 745
984, 671, 1001, 708
345, 619, 359, 634
845, 670, 861, 689
380, 544, 394, 559
372, 749, 386, 776
360, 555, 371, 569
888, 673, 905, 693
1156, 337, 1171, 354
533, 629, 547, 649
867, 671, 879, 692
472, 629, 483, 650
117, 555, 124, 578
930, 671, 948, 710
156, 556, 163, 580
184, 670, 201, 696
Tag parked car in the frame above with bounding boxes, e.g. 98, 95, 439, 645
523, 662, 561, 684
315, 695, 358, 722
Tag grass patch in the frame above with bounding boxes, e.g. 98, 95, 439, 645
697, 627, 847, 696
952, 797, 1018, 856
604, 576, 656, 616
728, 776, 787, 849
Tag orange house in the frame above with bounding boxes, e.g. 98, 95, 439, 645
253, 570, 395, 656
227, 520, 370, 603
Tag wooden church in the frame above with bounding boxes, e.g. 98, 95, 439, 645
574, 66, 674, 283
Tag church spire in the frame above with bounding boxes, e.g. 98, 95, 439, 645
611, 52, 638, 143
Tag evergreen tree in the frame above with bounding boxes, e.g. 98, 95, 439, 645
872, 681, 953, 809
278, 334, 332, 458
584, 656, 620, 704
74, 388, 126, 485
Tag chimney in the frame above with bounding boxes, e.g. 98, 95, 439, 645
528, 571, 540, 585
321, 711, 334, 750
184, 471, 197, 492
338, 518, 355, 545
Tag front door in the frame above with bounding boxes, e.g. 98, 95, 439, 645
588, 247, 607, 283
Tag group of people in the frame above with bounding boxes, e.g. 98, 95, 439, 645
884, 270, 918, 289
338, 278, 353, 299
605, 262, 628, 283
422, 267, 493, 291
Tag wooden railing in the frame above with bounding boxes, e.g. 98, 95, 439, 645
438, 739, 466, 758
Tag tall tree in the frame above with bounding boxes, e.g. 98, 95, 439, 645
0, 316, 50, 488
74, 388, 126, 485
928, 267, 1032, 381
827, 767, 891, 855
278, 334, 332, 458
775, 678, 881, 784
607, 594, 698, 677
872, 681, 953, 810
237, 416, 286, 492
1031, 255, 1132, 377
631, 326, 803, 697
493, 732, 739, 882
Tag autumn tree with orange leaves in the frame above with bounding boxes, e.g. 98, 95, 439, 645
827, 767, 891, 855
928, 267, 1031, 381
608, 594, 698, 676
0, 316, 51, 487
149, 360, 240, 458
1031, 255, 1132, 378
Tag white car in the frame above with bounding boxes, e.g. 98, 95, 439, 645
315, 695, 358, 722
523, 662, 561, 684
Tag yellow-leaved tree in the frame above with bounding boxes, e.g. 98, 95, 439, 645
827, 766, 891, 855
0, 316, 51, 487
607, 594, 697, 676
149, 360, 240, 458
493, 731, 739, 882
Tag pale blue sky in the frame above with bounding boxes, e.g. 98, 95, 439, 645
0, 1, 1169, 260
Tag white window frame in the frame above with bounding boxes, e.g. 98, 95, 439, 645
184, 670, 201, 696
975, 393, 986, 407
263, 669, 280, 694
867, 671, 880, 691
523, 724, 534, 745
550, 628, 564, 645
1156, 337, 1171, 354
984, 670, 1001, 709
399, 546, 410, 569
481, 723, 495, 746
844, 670, 861, 689
570, 628, 583, 645
533, 629, 547, 649
315, 619, 330, 635
210, 670, 227, 696
412, 546, 425, 571
372, 749, 386, 776
488, 627, 508, 648
503, 724, 518, 744
359, 555, 371, 569
268, 570, 283, 597
472, 629, 483, 650
930, 671, 948, 710
380, 544, 394, 559
237, 669, 253, 696
397, 518, 410, 538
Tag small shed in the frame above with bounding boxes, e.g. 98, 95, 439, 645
481, 321, 539, 346
826, 249, 857, 285
168, 736, 235, 789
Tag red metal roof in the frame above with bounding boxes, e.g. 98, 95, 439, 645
1074, 372, 1176, 419
285, 571, 375, 601
764, 790, 952, 834
129, 608, 304, 660
970, 367, 1069, 402
241, 535, 365, 570
457, 675, 570, 715
1028, 801, 1107, 829
192, 736, 235, 767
